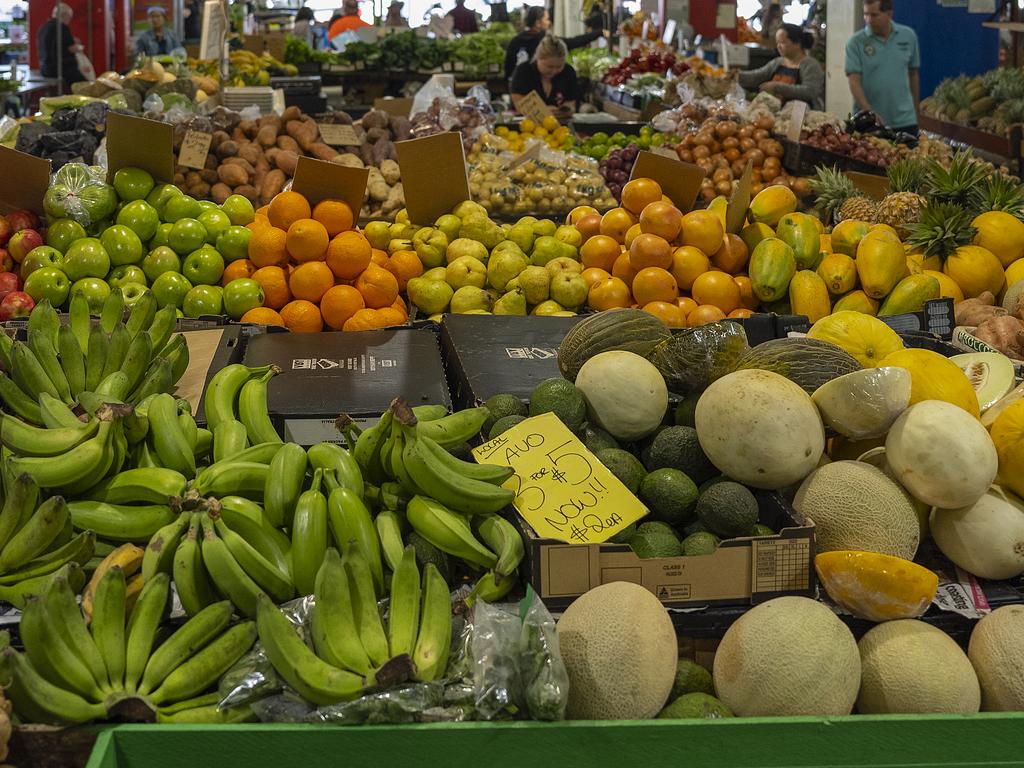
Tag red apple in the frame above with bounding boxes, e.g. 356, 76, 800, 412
0, 216, 11, 247
8, 229, 44, 264
0, 291, 34, 319
0, 249, 12, 273
6, 210, 41, 233
0, 272, 19, 302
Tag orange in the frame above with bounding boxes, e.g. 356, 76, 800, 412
326, 231, 372, 281
688, 304, 727, 326
246, 213, 270, 232
611, 251, 638, 286
670, 246, 710, 291
279, 299, 324, 333
384, 250, 424, 292
567, 205, 600, 225
642, 300, 686, 328
681, 209, 726, 256
252, 266, 291, 310
580, 235, 621, 272
728, 308, 754, 319
376, 306, 408, 327
312, 199, 355, 237
288, 261, 335, 304
639, 200, 683, 241
343, 307, 406, 331
734, 275, 760, 310
286, 218, 330, 263
222, 258, 256, 285
256, 205, 270, 217
320, 284, 365, 330
268, 191, 311, 231
629, 233, 673, 271
248, 226, 288, 268
588, 276, 632, 311
370, 248, 389, 267
691, 270, 741, 314
390, 295, 409, 320
581, 267, 610, 290
624, 223, 643, 250
575, 213, 602, 242
239, 307, 285, 326
600, 207, 638, 243
677, 296, 698, 317
631, 267, 679, 306
621, 178, 663, 216
355, 263, 399, 309
711, 233, 750, 275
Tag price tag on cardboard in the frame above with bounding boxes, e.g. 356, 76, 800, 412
518, 90, 553, 124
472, 413, 648, 544
319, 123, 360, 147
178, 130, 213, 170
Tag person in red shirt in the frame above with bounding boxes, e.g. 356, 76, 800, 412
328, 0, 371, 40
447, 0, 479, 34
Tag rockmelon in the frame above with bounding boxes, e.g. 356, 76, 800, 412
815, 550, 938, 622
930, 486, 1024, 580
886, 400, 997, 509
990, 400, 1024, 498
730, 337, 861, 395
556, 581, 677, 720
879, 348, 982, 418
713, 596, 860, 717
558, 308, 671, 382
811, 366, 911, 439
695, 369, 824, 490
575, 351, 668, 441
968, 605, 1024, 711
794, 461, 920, 560
857, 620, 980, 714
807, 311, 904, 367
856, 447, 930, 538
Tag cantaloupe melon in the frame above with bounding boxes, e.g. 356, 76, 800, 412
695, 369, 824, 490
556, 581, 677, 720
713, 596, 861, 717
930, 486, 1024, 580
968, 605, 1024, 711
793, 461, 920, 560
857, 620, 980, 714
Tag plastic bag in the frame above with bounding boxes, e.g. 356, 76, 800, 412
42, 162, 118, 226
238, 104, 262, 122
411, 74, 456, 122
142, 93, 165, 114
647, 321, 750, 394
471, 601, 524, 720
519, 588, 568, 721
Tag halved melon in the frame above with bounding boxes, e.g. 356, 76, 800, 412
951, 352, 1015, 413
816, 550, 938, 622
812, 367, 911, 439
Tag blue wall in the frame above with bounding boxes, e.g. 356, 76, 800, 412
893, 0, 999, 98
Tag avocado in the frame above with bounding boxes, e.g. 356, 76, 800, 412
658, 692, 733, 719
629, 530, 682, 559
489, 414, 527, 440
583, 424, 619, 454
671, 659, 715, 698
596, 448, 647, 494
681, 531, 720, 556
696, 481, 759, 538
639, 468, 699, 527
673, 393, 701, 428
529, 378, 587, 432
608, 522, 637, 544
482, 393, 528, 434
749, 523, 774, 537
646, 426, 717, 484
408, 531, 454, 583
698, 475, 729, 493
637, 521, 680, 541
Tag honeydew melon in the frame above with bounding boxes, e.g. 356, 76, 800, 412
930, 486, 1024, 580
811, 367, 911, 439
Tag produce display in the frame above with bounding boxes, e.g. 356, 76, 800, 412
923, 68, 1024, 137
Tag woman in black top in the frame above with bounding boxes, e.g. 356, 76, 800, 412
510, 35, 578, 116
38, 3, 86, 85
503, 5, 603, 80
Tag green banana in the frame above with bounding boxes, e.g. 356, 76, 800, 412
27, 330, 71, 403
343, 540, 390, 668
178, 411, 199, 454
194, 427, 213, 459
26, 299, 59, 350
224, 441, 284, 465
124, 572, 171, 692
0, 472, 36, 551
0, 561, 85, 609
156, 701, 254, 724
86, 467, 187, 505
388, 545, 420, 658
68, 500, 176, 542
68, 291, 91, 353
0, 329, 11, 371
166, 335, 191, 386
154, 692, 220, 716
95, 371, 131, 400
125, 289, 158, 340
216, 496, 291, 574
0, 495, 68, 572
375, 508, 406, 574
238, 368, 281, 445
405, 495, 497, 570
19, 594, 104, 701
90, 566, 127, 689
120, 329, 154, 395
0, 373, 43, 424
307, 442, 363, 498
311, 548, 372, 675
193, 460, 269, 499
412, 404, 449, 421
11, 340, 59, 401
467, 569, 516, 604
100, 287, 125, 334
138, 600, 233, 695
199, 514, 265, 618
414, 406, 490, 449
214, 518, 293, 603
148, 393, 196, 478
148, 622, 257, 706
417, 433, 515, 485
44, 571, 111, 692
202, 364, 274, 432
38, 392, 84, 428
290, 469, 327, 596
147, 305, 177, 354
212, 419, 248, 463
0, 411, 98, 457
140, 511, 190, 581
350, 410, 391, 485
263, 441, 307, 528
129, 356, 173, 404
4, 648, 107, 724
475, 514, 524, 582
56, 325, 87, 399
403, 434, 514, 516
133, 440, 162, 468
60, 421, 119, 496
84, 325, 108, 392
412, 562, 452, 682
0, 530, 95, 585
173, 515, 217, 617
327, 487, 383, 596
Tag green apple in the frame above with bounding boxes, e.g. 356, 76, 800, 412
100, 224, 144, 267
549, 272, 589, 310
145, 183, 183, 219
412, 227, 448, 270
149, 223, 173, 250
446, 256, 487, 289
363, 221, 391, 251
223, 278, 265, 320
141, 246, 181, 283
71, 277, 111, 313
216, 226, 252, 262
19, 246, 64, 281
113, 167, 155, 202
446, 238, 488, 265
168, 219, 208, 256
63, 238, 110, 282
222, 195, 255, 226
198, 209, 231, 245
23, 267, 71, 307
406, 276, 453, 315
434, 214, 462, 243
46, 218, 87, 254
109, 265, 147, 288
182, 246, 225, 285
196, 200, 218, 213
449, 285, 493, 313
120, 281, 149, 307
151, 271, 192, 308
116, 200, 160, 242
183, 284, 224, 318
86, 218, 113, 238
163, 195, 202, 223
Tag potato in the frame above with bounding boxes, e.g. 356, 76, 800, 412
276, 135, 300, 153
211, 130, 230, 149
217, 140, 239, 159
254, 155, 271, 174
173, 172, 186, 185
260, 169, 286, 204
189, 181, 211, 199
231, 126, 248, 143
281, 106, 302, 122
237, 142, 262, 166
217, 164, 249, 187
286, 120, 318, 150
238, 120, 258, 139
224, 157, 256, 176
274, 150, 299, 176
185, 171, 203, 187
308, 143, 337, 162
256, 125, 279, 148
200, 169, 218, 185
211, 183, 232, 205
235, 184, 260, 204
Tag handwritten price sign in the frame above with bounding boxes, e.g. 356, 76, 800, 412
472, 413, 647, 544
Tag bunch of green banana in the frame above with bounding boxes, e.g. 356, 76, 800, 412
1, 566, 257, 725
256, 541, 454, 706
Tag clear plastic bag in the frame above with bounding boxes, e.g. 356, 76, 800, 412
471, 601, 524, 720
647, 321, 751, 394
42, 162, 118, 227
520, 588, 568, 721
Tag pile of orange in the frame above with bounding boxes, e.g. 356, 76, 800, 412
572, 178, 757, 327
228, 191, 422, 333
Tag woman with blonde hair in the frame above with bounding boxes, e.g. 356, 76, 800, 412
510, 35, 578, 116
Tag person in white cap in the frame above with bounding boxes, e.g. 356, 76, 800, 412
135, 6, 183, 57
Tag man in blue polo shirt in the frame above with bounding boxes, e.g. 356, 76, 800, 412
845, 0, 920, 133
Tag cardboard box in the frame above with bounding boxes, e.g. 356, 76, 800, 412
105, 112, 175, 184
373, 97, 415, 117
439, 314, 584, 409
291, 156, 368, 221
0, 146, 50, 217
180, 326, 247, 425
241, 327, 451, 445
395, 133, 470, 224
518, 490, 816, 612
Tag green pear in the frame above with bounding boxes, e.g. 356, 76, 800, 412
501, 223, 513, 232
491, 240, 526, 260
532, 299, 565, 316
450, 285, 494, 313
549, 272, 589, 310
446, 238, 489, 265
532, 219, 557, 238
453, 200, 488, 220
506, 222, 535, 255
551, 310, 578, 316
546, 256, 582, 278
407, 276, 454, 315
505, 276, 521, 292
517, 216, 538, 226
555, 224, 583, 249
446, 256, 487, 289
487, 248, 528, 292
493, 286, 527, 316
387, 238, 412, 255
389, 222, 417, 241
413, 227, 448, 269
394, 208, 410, 224
435, 214, 462, 242
461, 309, 492, 314
423, 266, 448, 281
364, 221, 391, 250
530, 236, 565, 267
518, 265, 551, 306
459, 218, 506, 251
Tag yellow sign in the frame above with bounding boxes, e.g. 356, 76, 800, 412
472, 413, 648, 544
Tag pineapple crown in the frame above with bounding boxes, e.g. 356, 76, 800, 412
925, 150, 990, 207
810, 164, 861, 221
905, 203, 977, 260
971, 173, 1024, 220
886, 157, 927, 194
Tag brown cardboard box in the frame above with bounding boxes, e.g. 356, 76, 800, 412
395, 133, 471, 224
629, 150, 704, 212
374, 98, 415, 118
0, 146, 50, 216
243, 33, 286, 62
105, 112, 175, 184
291, 156, 369, 219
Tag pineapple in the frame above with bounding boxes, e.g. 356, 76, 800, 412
905, 203, 975, 261
810, 165, 878, 224
972, 172, 1024, 219
925, 150, 989, 208
838, 196, 880, 224
876, 157, 927, 235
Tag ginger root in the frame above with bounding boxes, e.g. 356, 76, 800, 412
975, 315, 1024, 360
955, 293, 1006, 327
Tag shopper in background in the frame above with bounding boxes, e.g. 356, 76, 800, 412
135, 6, 183, 57
760, 1, 783, 45
385, 1, 409, 27
448, 0, 479, 34
510, 34, 578, 116
183, 0, 202, 41
845, 0, 920, 133
38, 3, 86, 85
738, 24, 824, 110
328, 0, 371, 38
293, 7, 319, 47
504, 6, 549, 79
